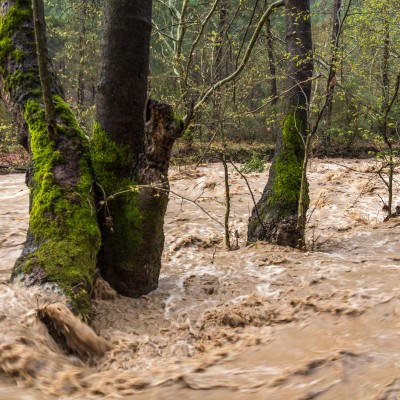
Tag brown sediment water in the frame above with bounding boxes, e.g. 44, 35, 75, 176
0, 159, 399, 399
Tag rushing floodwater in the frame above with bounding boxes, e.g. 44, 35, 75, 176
0, 159, 399, 399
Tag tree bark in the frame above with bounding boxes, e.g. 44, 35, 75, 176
0, 0, 101, 318
32, 0, 55, 129
214, 1, 227, 83
247, 0, 313, 247
1, 0, 182, 315
93, 0, 183, 297
265, 18, 278, 105
380, 14, 393, 218
77, 4, 87, 108
323, 0, 342, 137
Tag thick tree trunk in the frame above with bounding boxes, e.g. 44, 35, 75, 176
93, 0, 183, 297
247, 0, 313, 247
1, 0, 181, 314
0, 0, 101, 317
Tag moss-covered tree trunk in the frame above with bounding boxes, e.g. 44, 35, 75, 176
1, 0, 182, 315
247, 0, 313, 247
0, 0, 100, 318
93, 0, 183, 297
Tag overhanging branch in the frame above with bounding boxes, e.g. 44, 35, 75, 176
183, 0, 284, 123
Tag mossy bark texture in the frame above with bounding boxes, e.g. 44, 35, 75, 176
93, 1, 183, 297
247, 0, 313, 247
0, 0, 100, 318
93, 97, 183, 298
1, 0, 182, 314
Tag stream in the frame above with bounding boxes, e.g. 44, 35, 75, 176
0, 159, 399, 399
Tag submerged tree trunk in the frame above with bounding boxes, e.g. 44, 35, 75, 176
93, 0, 183, 297
0, 0, 101, 317
247, 0, 313, 247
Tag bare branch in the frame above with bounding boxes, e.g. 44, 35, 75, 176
184, 0, 284, 122
183, 0, 220, 88
107, 185, 225, 229
229, 160, 267, 232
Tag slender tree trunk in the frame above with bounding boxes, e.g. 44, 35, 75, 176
211, 0, 227, 138
77, 4, 87, 109
0, 0, 101, 318
93, 0, 183, 297
380, 14, 392, 218
247, 0, 313, 247
32, 0, 55, 129
381, 15, 390, 115
265, 18, 278, 105
223, 156, 231, 249
214, 1, 227, 83
323, 0, 342, 135
213, 1, 231, 249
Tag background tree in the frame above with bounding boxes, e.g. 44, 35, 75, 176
3, 0, 399, 167
151, 0, 286, 152
322, 0, 343, 141
247, 0, 313, 247
45, 0, 102, 129
344, 0, 400, 217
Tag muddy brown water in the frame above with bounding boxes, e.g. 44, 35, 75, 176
0, 159, 399, 399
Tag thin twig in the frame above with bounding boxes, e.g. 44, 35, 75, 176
107, 184, 224, 228
229, 159, 267, 232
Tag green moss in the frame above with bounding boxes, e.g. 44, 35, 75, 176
5, 70, 36, 91
54, 96, 82, 129
165, 109, 185, 140
268, 112, 308, 213
0, 3, 38, 96
12, 48, 25, 61
0, 4, 32, 72
91, 123, 144, 271
0, 37, 13, 69
0, 2, 99, 316
91, 123, 132, 192
105, 189, 144, 266
31, 88, 42, 96
0, 5, 31, 36
170, 111, 184, 130
22, 99, 101, 317
182, 127, 194, 143
53, 95, 88, 141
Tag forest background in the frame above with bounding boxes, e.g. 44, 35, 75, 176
1, 0, 399, 167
